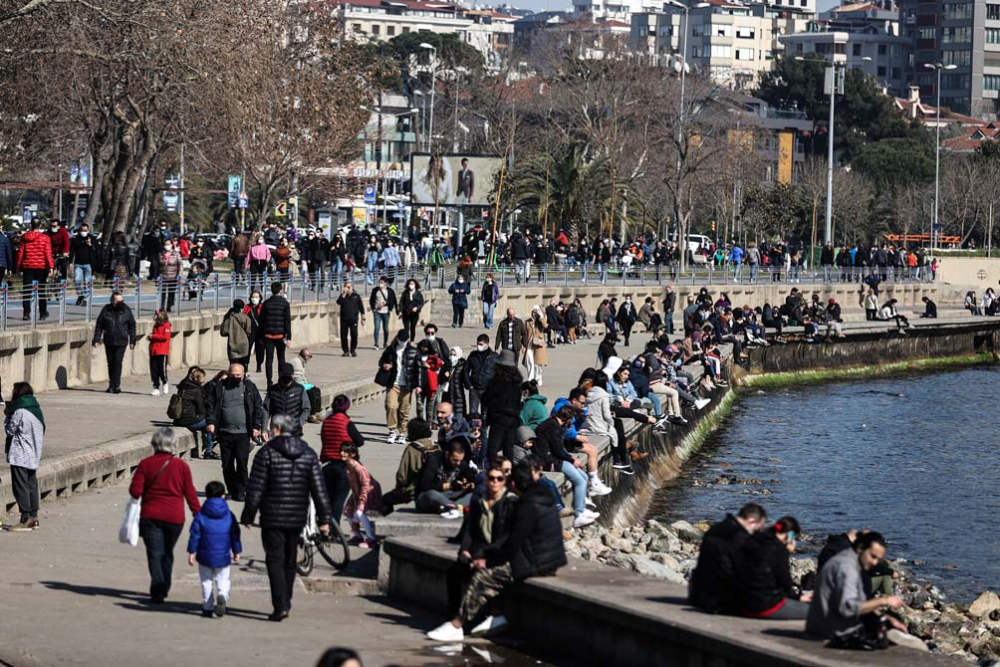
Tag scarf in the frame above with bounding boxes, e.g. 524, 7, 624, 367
8, 394, 45, 432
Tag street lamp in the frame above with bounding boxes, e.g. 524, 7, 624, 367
420, 43, 437, 153
925, 62, 957, 256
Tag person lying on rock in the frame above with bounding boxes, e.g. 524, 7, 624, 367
807, 531, 927, 652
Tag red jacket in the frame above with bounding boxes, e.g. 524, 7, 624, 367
320, 412, 351, 462
149, 322, 172, 356
422, 355, 443, 394
129, 453, 201, 524
47, 227, 71, 256
16, 231, 55, 271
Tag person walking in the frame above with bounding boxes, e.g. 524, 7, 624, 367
16, 219, 54, 321
173, 366, 217, 459
464, 334, 496, 415
447, 275, 471, 328
617, 295, 637, 347
5, 382, 44, 531
482, 350, 523, 462
246, 233, 272, 293
260, 282, 292, 388
206, 363, 264, 502
159, 239, 183, 313
399, 278, 424, 341
369, 276, 397, 350
149, 310, 172, 396
494, 308, 528, 359
221, 299, 254, 369
376, 330, 418, 444
186, 480, 243, 618
320, 394, 366, 528
524, 307, 547, 385
129, 428, 201, 603
241, 415, 334, 622
68, 223, 97, 306
230, 232, 250, 280
0, 222, 13, 284
92, 291, 137, 394
481, 273, 500, 329
244, 290, 265, 373
336, 283, 365, 357
263, 363, 311, 437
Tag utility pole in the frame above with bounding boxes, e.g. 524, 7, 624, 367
179, 142, 186, 235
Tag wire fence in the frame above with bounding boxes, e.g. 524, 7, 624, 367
2, 262, 939, 331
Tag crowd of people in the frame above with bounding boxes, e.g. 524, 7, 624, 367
688, 503, 928, 652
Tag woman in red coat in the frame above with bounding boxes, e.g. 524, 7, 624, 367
149, 310, 172, 396
128, 428, 201, 604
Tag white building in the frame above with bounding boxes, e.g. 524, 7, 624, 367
779, 28, 910, 93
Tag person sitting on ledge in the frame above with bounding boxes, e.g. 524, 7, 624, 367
878, 299, 910, 334
807, 531, 927, 652
426, 459, 567, 643
920, 296, 937, 319
414, 437, 476, 519
735, 516, 812, 620
689, 503, 767, 614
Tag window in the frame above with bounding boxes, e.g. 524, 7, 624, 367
402, 26, 410, 33
892, 67, 901, 79
942, 26, 972, 43
736, 26, 755, 38
918, 28, 935, 39
942, 72, 971, 89
986, 74, 1000, 91
638, 26, 648, 36
988, 28, 1000, 43
944, 3, 973, 19
765, 50, 774, 60
714, 24, 732, 37
387, 25, 395, 36
353, 23, 363, 32
990, 4, 1000, 20
735, 47, 754, 60
943, 49, 971, 66
852, 44, 861, 56
372, 24, 380, 35
878, 44, 887, 55
710, 44, 732, 58
877, 66, 886, 76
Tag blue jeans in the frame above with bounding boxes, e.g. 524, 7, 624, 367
373, 311, 390, 347
561, 461, 588, 515
186, 419, 215, 453
483, 301, 496, 328
73, 263, 93, 298
749, 263, 759, 283
581, 261, 589, 281
366, 257, 377, 284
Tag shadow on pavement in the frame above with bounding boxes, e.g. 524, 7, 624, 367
41, 581, 148, 601
117, 600, 272, 621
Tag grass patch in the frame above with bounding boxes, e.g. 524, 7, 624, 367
675, 390, 737, 460
738, 352, 997, 390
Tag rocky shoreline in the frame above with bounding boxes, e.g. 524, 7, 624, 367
568, 518, 1000, 664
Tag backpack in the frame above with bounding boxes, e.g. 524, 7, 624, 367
167, 392, 184, 421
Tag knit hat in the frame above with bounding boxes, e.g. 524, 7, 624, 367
517, 426, 536, 444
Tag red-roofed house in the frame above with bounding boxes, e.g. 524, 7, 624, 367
941, 123, 1000, 153
893, 86, 984, 129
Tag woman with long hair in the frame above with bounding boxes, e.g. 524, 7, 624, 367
246, 233, 271, 293
149, 310, 172, 396
481, 351, 523, 464
244, 289, 265, 373
399, 278, 424, 341
5, 382, 44, 531
173, 366, 217, 459
737, 516, 810, 620
524, 306, 547, 385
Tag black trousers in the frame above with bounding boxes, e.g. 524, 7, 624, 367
264, 338, 286, 387
105, 344, 127, 390
322, 460, 350, 529
248, 335, 265, 372
401, 314, 419, 341
149, 355, 168, 389
487, 416, 519, 461
10, 465, 38, 520
340, 319, 359, 353
21, 269, 49, 317
620, 322, 633, 346
261, 527, 300, 614
160, 283, 177, 312
218, 432, 251, 499
306, 386, 322, 415
447, 560, 474, 617
139, 518, 183, 600
147, 255, 161, 280
452, 305, 465, 327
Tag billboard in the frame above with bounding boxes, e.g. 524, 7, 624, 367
410, 154, 503, 207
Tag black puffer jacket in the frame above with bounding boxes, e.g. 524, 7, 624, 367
240, 435, 334, 529
484, 483, 566, 580
463, 349, 496, 391
378, 343, 419, 388
447, 358, 467, 416
173, 377, 206, 428
260, 294, 291, 339
263, 381, 309, 436
92, 303, 137, 347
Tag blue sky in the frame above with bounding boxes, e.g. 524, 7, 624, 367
508, 0, 842, 14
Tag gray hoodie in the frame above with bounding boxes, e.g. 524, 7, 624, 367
806, 547, 866, 640
581, 386, 617, 446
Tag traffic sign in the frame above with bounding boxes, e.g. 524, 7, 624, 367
238, 191, 248, 209
396, 201, 406, 212
275, 201, 288, 217
364, 185, 377, 205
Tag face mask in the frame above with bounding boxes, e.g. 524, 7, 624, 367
458, 277, 464, 283
251, 297, 260, 305
112, 301, 123, 310
477, 343, 487, 352
420, 354, 428, 362
426, 334, 436, 341
164, 245, 173, 252
409, 285, 415, 292
486, 278, 492, 284
225, 376, 242, 387
398, 335, 409, 345
449, 354, 459, 365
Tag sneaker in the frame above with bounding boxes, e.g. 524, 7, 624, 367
612, 461, 631, 470
387, 430, 398, 445
617, 464, 636, 476
470, 615, 495, 636
426, 621, 465, 642
163, 383, 170, 394
694, 398, 712, 410
202, 609, 214, 618
469, 614, 508, 637
588, 479, 613, 496
215, 595, 227, 618
716, 379, 729, 387
585, 497, 596, 509
440, 509, 462, 520
670, 416, 689, 425
581, 509, 601, 521
573, 513, 596, 528
653, 415, 670, 429
7, 520, 33, 532
886, 629, 929, 652
151, 388, 161, 397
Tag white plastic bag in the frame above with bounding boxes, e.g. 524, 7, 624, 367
119, 498, 141, 546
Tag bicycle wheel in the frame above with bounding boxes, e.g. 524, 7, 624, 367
296, 538, 315, 577
315, 524, 351, 571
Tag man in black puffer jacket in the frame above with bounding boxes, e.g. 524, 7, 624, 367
263, 363, 311, 437
241, 415, 333, 622
426, 459, 567, 642
260, 281, 292, 388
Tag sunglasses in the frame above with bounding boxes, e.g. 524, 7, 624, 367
487, 475, 505, 482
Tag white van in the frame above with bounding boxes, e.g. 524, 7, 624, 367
685, 234, 712, 253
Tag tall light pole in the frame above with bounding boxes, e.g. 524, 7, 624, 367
420, 43, 437, 154
925, 62, 957, 256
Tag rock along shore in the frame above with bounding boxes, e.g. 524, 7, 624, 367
568, 518, 1000, 665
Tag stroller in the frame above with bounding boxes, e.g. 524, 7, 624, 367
186, 259, 208, 301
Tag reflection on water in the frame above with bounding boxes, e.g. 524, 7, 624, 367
649, 365, 1000, 603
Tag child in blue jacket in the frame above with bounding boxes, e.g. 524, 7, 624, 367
187, 480, 243, 618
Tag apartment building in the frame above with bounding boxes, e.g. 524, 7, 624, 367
780, 29, 910, 94
897, 0, 1000, 118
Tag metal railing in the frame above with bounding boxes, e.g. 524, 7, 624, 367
0, 262, 938, 331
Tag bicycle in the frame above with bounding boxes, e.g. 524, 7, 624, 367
296, 499, 351, 577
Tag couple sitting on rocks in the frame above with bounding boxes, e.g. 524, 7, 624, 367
688, 503, 927, 653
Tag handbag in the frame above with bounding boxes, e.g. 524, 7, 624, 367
118, 457, 173, 547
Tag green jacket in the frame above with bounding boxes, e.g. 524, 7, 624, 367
519, 394, 548, 430
393, 437, 438, 502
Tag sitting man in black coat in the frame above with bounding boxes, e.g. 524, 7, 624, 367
688, 503, 767, 614
426, 458, 567, 642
